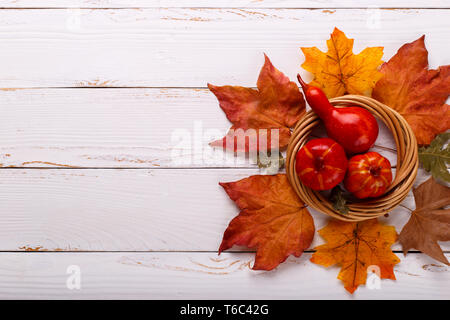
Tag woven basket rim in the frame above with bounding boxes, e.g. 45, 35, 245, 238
285, 94, 419, 222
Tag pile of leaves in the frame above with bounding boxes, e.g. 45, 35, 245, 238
209, 28, 450, 294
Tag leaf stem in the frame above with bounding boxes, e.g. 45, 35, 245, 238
399, 204, 413, 212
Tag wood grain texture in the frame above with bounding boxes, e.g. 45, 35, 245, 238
0, 4, 447, 300
0, 252, 448, 299
0, 88, 398, 168
0, 9, 448, 88
0, 1, 447, 8
0, 167, 444, 252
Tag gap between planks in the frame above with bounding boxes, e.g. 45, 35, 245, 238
0, 7, 449, 9
0, 250, 433, 253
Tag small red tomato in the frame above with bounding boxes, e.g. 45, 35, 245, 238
295, 138, 348, 190
344, 152, 392, 199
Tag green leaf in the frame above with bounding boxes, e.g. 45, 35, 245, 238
419, 132, 450, 183
257, 150, 285, 171
330, 186, 349, 215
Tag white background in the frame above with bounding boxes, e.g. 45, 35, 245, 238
0, 0, 448, 299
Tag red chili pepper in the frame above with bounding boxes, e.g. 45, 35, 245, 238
297, 74, 334, 120
296, 74, 379, 154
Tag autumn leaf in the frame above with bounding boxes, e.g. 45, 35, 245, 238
301, 27, 383, 98
373, 36, 450, 145
219, 174, 314, 270
398, 177, 450, 265
419, 132, 450, 183
208, 54, 306, 152
311, 219, 399, 294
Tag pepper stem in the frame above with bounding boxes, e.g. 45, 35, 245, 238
297, 73, 308, 90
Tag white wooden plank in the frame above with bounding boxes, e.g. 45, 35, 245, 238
0, 167, 444, 252
0, 1, 447, 8
0, 88, 397, 168
0, 9, 448, 88
0, 252, 447, 299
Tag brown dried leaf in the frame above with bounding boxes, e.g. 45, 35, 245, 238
398, 177, 450, 265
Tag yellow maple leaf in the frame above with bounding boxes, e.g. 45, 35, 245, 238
301, 27, 384, 98
311, 219, 400, 294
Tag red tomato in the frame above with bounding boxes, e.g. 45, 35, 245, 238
344, 152, 392, 199
295, 138, 348, 191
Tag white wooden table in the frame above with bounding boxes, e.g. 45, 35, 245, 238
0, 0, 448, 299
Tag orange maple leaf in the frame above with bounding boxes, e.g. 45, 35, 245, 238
208, 54, 305, 152
373, 36, 450, 145
219, 174, 314, 270
311, 219, 400, 294
301, 27, 384, 98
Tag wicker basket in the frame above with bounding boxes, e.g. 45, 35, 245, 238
286, 95, 419, 222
